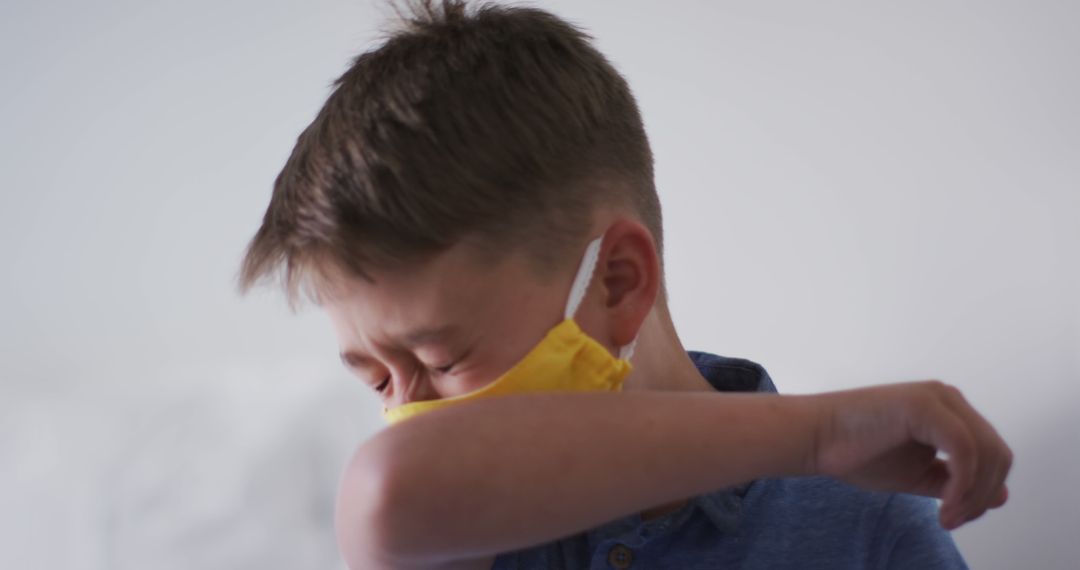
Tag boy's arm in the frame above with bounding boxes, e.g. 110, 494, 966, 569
336, 382, 1009, 569
337, 390, 817, 568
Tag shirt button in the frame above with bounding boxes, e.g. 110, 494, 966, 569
607, 544, 634, 569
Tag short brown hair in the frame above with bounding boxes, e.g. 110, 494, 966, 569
238, 0, 662, 307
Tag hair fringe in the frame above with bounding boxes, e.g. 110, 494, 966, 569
237, 0, 663, 309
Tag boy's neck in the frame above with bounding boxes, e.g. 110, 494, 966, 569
621, 306, 715, 394
620, 305, 716, 521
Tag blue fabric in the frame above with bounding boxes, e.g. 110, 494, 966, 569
491, 351, 968, 569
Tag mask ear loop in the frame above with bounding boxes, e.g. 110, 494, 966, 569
564, 235, 638, 362
564, 236, 604, 320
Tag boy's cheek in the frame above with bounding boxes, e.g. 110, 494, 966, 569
573, 313, 618, 356
445, 364, 505, 395
446, 349, 535, 395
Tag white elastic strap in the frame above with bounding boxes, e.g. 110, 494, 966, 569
564, 235, 638, 363
564, 236, 603, 319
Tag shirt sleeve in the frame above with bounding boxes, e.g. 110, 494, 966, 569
879, 493, 969, 570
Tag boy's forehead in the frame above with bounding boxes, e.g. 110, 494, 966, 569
322, 243, 566, 345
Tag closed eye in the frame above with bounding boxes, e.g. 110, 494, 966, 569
429, 345, 473, 376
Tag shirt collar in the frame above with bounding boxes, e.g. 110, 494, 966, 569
686, 350, 778, 395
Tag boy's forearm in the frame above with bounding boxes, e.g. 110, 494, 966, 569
337, 390, 819, 566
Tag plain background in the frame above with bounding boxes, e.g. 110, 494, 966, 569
2, 1, 1076, 568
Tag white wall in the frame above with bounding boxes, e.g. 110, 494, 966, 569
1, 1, 1075, 568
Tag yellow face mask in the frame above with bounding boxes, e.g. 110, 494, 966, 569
382, 235, 637, 424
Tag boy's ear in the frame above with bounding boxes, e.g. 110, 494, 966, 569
598, 218, 661, 348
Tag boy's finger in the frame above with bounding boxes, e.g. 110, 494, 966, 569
938, 387, 1011, 526
970, 445, 1012, 519
908, 459, 950, 498
914, 398, 976, 523
990, 484, 1009, 508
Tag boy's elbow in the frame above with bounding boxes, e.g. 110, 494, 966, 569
334, 435, 430, 569
335, 442, 391, 568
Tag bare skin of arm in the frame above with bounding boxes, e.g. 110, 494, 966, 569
336, 383, 1011, 570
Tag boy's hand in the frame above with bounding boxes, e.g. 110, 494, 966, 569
812, 381, 1012, 530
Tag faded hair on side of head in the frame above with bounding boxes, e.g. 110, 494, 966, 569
237, 0, 663, 309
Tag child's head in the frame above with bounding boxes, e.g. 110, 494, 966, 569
239, 0, 668, 406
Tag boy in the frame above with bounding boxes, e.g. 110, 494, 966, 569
238, 1, 1011, 568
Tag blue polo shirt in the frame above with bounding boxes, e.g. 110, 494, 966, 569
492, 351, 968, 569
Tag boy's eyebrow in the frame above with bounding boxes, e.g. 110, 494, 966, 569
402, 324, 461, 348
